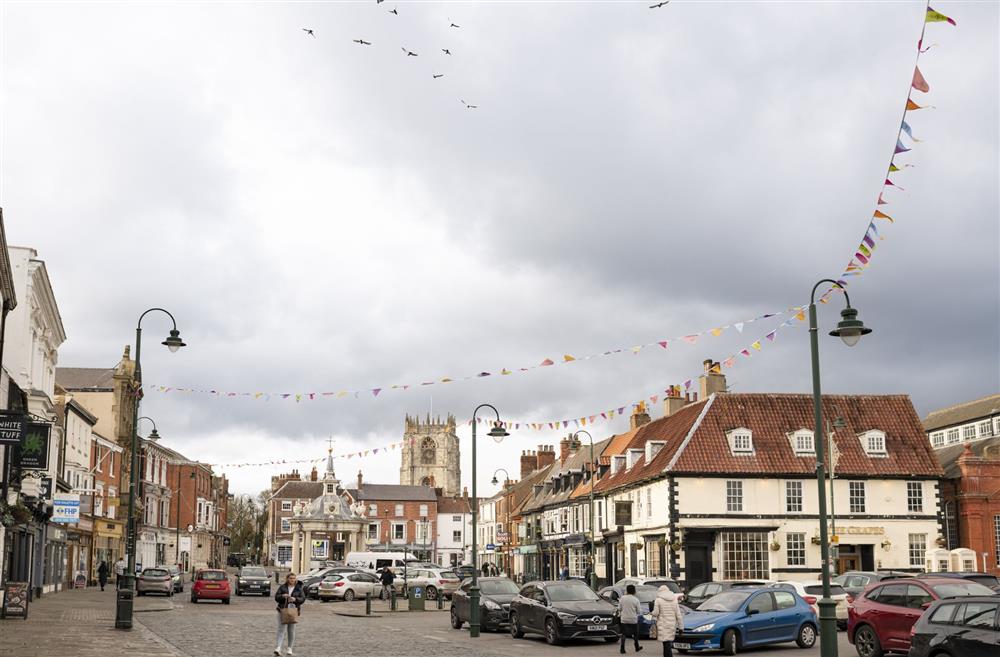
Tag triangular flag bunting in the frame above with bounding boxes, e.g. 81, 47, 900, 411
751, 341, 762, 351
873, 210, 894, 223
734, 322, 744, 333
911, 66, 930, 93
540, 358, 554, 366
563, 354, 576, 362
926, 6, 956, 25
901, 121, 921, 142
894, 139, 910, 155
657, 341, 668, 349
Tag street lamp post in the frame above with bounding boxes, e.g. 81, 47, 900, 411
571, 430, 598, 590
116, 308, 186, 631
469, 404, 508, 639
490, 468, 511, 576
808, 280, 871, 657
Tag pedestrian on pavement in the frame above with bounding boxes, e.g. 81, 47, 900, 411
481, 562, 490, 577
274, 572, 305, 656
618, 584, 644, 654
560, 565, 569, 581
379, 566, 395, 600
114, 557, 126, 587
650, 585, 684, 657
97, 560, 109, 591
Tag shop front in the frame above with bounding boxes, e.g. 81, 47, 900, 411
66, 519, 93, 588
92, 519, 123, 582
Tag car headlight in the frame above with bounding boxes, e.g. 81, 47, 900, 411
483, 599, 501, 610
692, 623, 715, 633
239, 579, 246, 584
556, 612, 577, 623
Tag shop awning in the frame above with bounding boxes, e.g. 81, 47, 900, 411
516, 545, 538, 554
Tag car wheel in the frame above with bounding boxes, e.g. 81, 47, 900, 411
344, 589, 356, 602
544, 618, 562, 646
450, 607, 463, 629
509, 613, 524, 639
190, 596, 197, 604
722, 628, 738, 656
426, 586, 438, 600
797, 623, 817, 648
223, 598, 230, 605
853, 625, 883, 657
236, 589, 242, 596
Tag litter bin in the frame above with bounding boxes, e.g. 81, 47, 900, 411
115, 587, 134, 629
408, 585, 425, 611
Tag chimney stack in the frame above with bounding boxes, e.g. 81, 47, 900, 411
559, 435, 582, 463
357, 470, 363, 489
663, 385, 688, 417
630, 401, 651, 430
521, 450, 537, 478
699, 358, 727, 400
462, 486, 469, 498
310, 466, 318, 482
537, 445, 556, 469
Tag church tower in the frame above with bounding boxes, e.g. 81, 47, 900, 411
399, 414, 460, 496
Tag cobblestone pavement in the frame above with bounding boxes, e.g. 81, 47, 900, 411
1, 585, 857, 657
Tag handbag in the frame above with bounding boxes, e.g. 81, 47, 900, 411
280, 604, 299, 624
648, 621, 657, 640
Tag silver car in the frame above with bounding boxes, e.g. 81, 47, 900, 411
137, 567, 173, 596
318, 572, 381, 601
159, 564, 183, 592
407, 568, 462, 601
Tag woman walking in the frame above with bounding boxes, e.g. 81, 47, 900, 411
650, 585, 685, 657
274, 573, 305, 656
97, 560, 109, 591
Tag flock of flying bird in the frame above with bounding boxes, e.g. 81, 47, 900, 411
299, 0, 669, 111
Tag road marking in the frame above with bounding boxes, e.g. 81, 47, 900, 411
421, 634, 448, 642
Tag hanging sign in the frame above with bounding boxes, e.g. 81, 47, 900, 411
0, 412, 27, 446
53, 493, 82, 524
13, 423, 51, 470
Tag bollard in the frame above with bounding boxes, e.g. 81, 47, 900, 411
365, 591, 371, 616
390, 589, 397, 611
437, 593, 443, 610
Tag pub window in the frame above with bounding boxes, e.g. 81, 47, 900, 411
367, 523, 379, 540
906, 481, 923, 513
849, 481, 866, 513
646, 541, 663, 576
721, 531, 769, 579
908, 533, 926, 567
944, 502, 958, 549
614, 501, 633, 526
726, 480, 743, 512
786, 532, 806, 566
646, 489, 653, 518
785, 481, 803, 513
281, 501, 292, 511
280, 518, 291, 533
391, 522, 405, 541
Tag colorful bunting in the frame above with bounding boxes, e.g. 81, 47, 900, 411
912, 66, 930, 93
926, 6, 956, 25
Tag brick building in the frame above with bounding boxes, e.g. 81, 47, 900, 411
348, 473, 439, 561
264, 469, 322, 568
165, 452, 228, 571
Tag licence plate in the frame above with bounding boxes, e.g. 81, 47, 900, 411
206, 584, 219, 589
674, 643, 691, 650
587, 625, 607, 631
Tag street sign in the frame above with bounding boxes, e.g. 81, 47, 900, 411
0, 412, 27, 446
40, 477, 54, 501
13, 423, 51, 470
486, 543, 496, 551
53, 493, 81, 524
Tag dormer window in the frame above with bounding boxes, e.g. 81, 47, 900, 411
645, 441, 666, 462
626, 449, 643, 469
726, 428, 754, 455
612, 455, 626, 473
859, 430, 888, 457
788, 430, 815, 456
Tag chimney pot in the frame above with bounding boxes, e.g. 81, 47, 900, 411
357, 470, 363, 489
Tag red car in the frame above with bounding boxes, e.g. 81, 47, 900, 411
190, 569, 232, 604
847, 576, 996, 657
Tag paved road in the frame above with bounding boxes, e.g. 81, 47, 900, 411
0, 584, 859, 657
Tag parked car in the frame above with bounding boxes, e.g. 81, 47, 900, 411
509, 579, 620, 645
614, 576, 683, 593
406, 568, 462, 600
450, 577, 520, 631
190, 569, 231, 604
908, 596, 1000, 657
767, 581, 850, 628
598, 584, 661, 638
300, 567, 343, 599
683, 580, 771, 609
318, 571, 381, 601
160, 564, 183, 593
454, 564, 477, 580
137, 567, 173, 597
914, 572, 1000, 592
235, 566, 271, 596
847, 576, 996, 657
834, 571, 911, 598
677, 588, 817, 654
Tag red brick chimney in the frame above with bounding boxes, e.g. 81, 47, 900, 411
357, 470, 363, 489
520, 450, 537, 478
537, 445, 556, 469
309, 467, 318, 482
630, 402, 651, 430
559, 435, 582, 463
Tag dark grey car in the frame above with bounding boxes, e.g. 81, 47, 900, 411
833, 570, 911, 598
235, 566, 271, 596
450, 577, 520, 631
509, 580, 620, 646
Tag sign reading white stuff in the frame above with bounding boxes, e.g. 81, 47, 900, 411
52, 493, 81, 523
0, 412, 27, 446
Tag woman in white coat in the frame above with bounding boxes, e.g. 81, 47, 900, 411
650, 585, 685, 657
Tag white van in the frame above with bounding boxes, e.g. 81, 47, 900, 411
345, 551, 417, 572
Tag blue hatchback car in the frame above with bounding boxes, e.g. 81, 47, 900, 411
675, 588, 817, 654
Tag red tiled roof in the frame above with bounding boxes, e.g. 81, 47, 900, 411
674, 394, 943, 477
436, 495, 471, 513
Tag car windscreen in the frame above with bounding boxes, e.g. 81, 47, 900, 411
634, 587, 659, 603
644, 580, 681, 592
199, 571, 227, 581
437, 571, 459, 580
480, 580, 520, 595
241, 568, 266, 578
698, 590, 752, 612
930, 581, 996, 597
143, 569, 167, 577
805, 584, 846, 596
546, 582, 600, 602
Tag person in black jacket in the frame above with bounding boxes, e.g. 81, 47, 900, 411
379, 567, 395, 600
97, 561, 109, 591
274, 573, 305, 656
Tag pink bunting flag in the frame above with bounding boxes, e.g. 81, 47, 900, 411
877, 193, 888, 205
682, 335, 698, 344
650, 395, 659, 404
657, 341, 668, 349
540, 358, 554, 366
911, 66, 930, 93
765, 331, 776, 342
723, 356, 736, 369
740, 349, 751, 357
884, 178, 904, 190
372, 388, 381, 397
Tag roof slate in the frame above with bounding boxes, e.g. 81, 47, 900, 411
273, 481, 324, 500
347, 483, 438, 502
935, 435, 1000, 478
56, 367, 116, 390
923, 394, 1000, 432
436, 496, 471, 513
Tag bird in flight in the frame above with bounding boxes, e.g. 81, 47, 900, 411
401, 47, 418, 57
449, 19, 460, 28
388, 6, 398, 14
460, 99, 477, 109
649, 1, 670, 8
302, 28, 315, 37
441, 48, 452, 55
376, 0, 384, 3
433, 74, 444, 79
353, 39, 372, 46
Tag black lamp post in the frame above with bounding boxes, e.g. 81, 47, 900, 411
490, 468, 511, 576
571, 430, 598, 590
469, 404, 508, 638
116, 308, 186, 630
808, 280, 870, 657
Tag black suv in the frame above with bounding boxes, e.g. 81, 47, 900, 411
509, 580, 619, 645
235, 566, 271, 596
909, 596, 999, 657
450, 577, 520, 631
914, 572, 1000, 593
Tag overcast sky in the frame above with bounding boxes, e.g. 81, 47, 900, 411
2, 1, 997, 496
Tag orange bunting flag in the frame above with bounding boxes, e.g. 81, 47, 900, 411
906, 98, 929, 111
710, 328, 723, 337
873, 210, 894, 223
912, 66, 930, 93
795, 310, 806, 321
926, 6, 956, 25
563, 354, 576, 362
